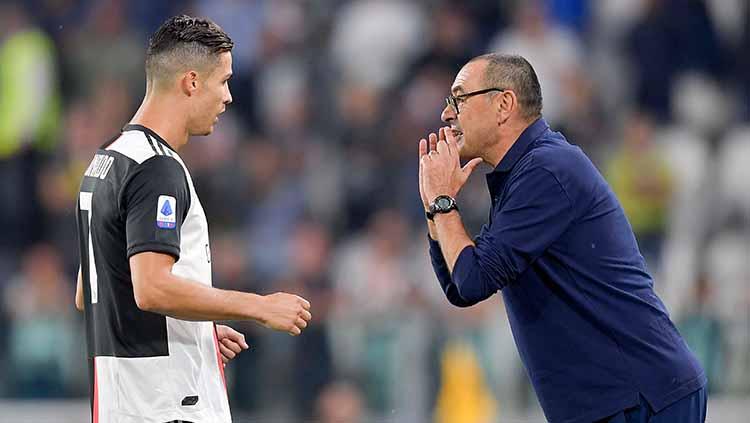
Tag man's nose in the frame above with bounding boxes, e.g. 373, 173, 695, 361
441, 103, 456, 123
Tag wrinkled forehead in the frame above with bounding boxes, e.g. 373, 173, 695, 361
451, 60, 485, 95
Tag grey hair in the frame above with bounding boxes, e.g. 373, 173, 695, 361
469, 53, 543, 120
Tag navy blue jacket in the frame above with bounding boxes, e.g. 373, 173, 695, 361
429, 118, 706, 423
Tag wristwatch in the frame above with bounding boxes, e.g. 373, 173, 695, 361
425, 195, 458, 221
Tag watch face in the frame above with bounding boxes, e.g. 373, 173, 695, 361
436, 197, 452, 209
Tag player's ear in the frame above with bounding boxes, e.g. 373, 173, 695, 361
497, 90, 516, 125
180, 71, 199, 96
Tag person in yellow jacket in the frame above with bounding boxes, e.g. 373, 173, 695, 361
435, 340, 498, 423
0, 3, 60, 159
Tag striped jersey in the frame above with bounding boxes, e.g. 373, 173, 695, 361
75, 124, 231, 423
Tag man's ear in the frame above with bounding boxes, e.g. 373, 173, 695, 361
496, 90, 517, 124
180, 71, 199, 96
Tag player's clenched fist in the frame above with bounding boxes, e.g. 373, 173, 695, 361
260, 293, 312, 336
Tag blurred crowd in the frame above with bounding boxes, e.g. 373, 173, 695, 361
1, 0, 749, 421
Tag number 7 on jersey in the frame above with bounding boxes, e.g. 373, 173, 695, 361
79, 191, 98, 303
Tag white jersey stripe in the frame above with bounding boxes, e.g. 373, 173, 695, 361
107, 131, 158, 164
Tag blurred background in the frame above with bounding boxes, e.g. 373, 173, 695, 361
0, 0, 748, 421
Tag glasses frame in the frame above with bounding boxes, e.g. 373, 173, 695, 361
445, 88, 506, 114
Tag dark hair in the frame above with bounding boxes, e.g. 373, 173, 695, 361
469, 53, 543, 120
145, 15, 233, 86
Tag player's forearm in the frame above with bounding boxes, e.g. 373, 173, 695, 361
433, 211, 474, 272
137, 272, 268, 323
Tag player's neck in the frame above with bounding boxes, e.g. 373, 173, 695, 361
129, 96, 189, 152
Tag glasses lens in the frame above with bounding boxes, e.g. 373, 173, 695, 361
447, 96, 458, 113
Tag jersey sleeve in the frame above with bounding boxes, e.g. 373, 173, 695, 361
122, 155, 191, 260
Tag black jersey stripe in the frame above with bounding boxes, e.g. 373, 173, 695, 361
154, 136, 167, 156
145, 134, 161, 155
150, 134, 167, 156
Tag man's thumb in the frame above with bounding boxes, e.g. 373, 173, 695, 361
462, 158, 484, 176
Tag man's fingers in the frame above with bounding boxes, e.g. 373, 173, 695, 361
221, 337, 243, 354
298, 296, 311, 310
443, 126, 453, 143
296, 317, 308, 329
289, 326, 302, 336
419, 138, 428, 158
237, 334, 249, 349
462, 158, 484, 176
219, 343, 235, 361
301, 309, 312, 321
443, 127, 454, 150
438, 127, 446, 143
428, 133, 438, 152
223, 326, 241, 340
436, 137, 450, 155
444, 126, 458, 156
220, 326, 249, 349
219, 343, 234, 360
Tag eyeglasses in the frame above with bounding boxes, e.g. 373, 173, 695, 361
445, 88, 506, 114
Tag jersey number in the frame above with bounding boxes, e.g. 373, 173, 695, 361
79, 191, 98, 303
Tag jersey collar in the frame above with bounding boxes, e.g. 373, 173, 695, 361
122, 124, 177, 154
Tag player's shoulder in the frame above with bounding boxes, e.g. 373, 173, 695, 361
525, 132, 591, 175
106, 128, 179, 165
509, 131, 600, 198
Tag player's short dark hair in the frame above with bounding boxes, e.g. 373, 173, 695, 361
469, 53, 543, 120
145, 15, 233, 87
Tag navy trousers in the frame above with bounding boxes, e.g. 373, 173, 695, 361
601, 387, 707, 423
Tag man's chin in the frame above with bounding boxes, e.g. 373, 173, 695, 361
194, 126, 214, 137
457, 141, 469, 159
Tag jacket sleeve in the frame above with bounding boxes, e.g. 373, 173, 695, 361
428, 234, 481, 307
450, 166, 574, 304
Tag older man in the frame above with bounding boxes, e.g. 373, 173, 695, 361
419, 53, 706, 423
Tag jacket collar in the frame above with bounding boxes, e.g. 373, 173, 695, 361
492, 117, 549, 173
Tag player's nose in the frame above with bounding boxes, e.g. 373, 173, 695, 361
441, 103, 455, 123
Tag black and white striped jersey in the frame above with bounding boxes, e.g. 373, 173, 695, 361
76, 124, 230, 423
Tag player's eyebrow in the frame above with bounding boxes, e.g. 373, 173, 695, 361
452, 85, 464, 95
